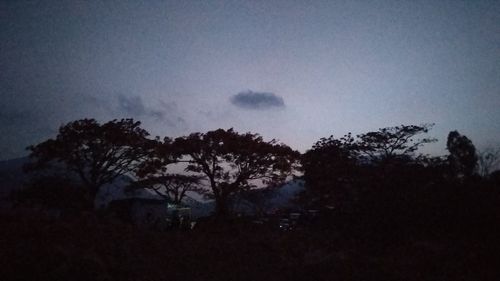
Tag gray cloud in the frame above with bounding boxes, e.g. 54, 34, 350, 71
230, 91, 285, 110
116, 95, 166, 121
156, 100, 187, 128
115, 95, 187, 129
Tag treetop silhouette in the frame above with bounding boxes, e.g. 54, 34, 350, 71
447, 130, 477, 179
356, 124, 436, 163
173, 128, 300, 216
26, 118, 153, 203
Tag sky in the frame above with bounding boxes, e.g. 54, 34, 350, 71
1, 0, 499, 160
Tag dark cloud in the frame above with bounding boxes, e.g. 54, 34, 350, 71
230, 91, 285, 110
156, 100, 187, 128
117, 95, 167, 121
115, 95, 187, 129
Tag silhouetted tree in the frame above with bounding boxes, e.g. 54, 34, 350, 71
130, 137, 203, 204
351, 124, 438, 218
356, 124, 436, 164
301, 133, 359, 207
302, 124, 438, 210
133, 139, 203, 203
446, 131, 477, 179
173, 128, 299, 216
26, 118, 153, 204
135, 174, 202, 204
477, 146, 500, 178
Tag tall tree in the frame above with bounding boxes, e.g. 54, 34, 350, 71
356, 124, 436, 164
301, 133, 358, 206
173, 128, 300, 216
446, 130, 478, 179
301, 124, 437, 209
26, 118, 153, 203
354, 124, 438, 197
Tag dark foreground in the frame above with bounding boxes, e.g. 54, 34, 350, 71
1, 207, 499, 281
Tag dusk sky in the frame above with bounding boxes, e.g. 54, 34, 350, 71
1, 0, 499, 160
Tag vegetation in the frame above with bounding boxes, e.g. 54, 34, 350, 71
2, 118, 499, 280
132, 137, 203, 204
477, 146, 500, 178
356, 123, 436, 163
173, 128, 300, 216
446, 130, 478, 179
25, 118, 153, 204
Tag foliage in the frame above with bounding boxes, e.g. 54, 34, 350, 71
132, 137, 204, 204
9, 114, 500, 281
356, 124, 436, 163
446, 130, 478, 179
173, 128, 300, 216
9, 118, 500, 281
301, 125, 437, 207
133, 174, 202, 204
26, 118, 153, 202
301, 133, 359, 206
477, 146, 500, 177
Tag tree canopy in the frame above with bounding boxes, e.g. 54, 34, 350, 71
356, 124, 436, 163
301, 133, 358, 206
446, 130, 477, 179
477, 146, 499, 178
173, 128, 300, 216
301, 124, 438, 208
133, 137, 203, 204
26, 118, 153, 203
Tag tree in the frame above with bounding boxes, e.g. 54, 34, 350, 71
132, 174, 202, 204
133, 138, 204, 204
301, 124, 437, 209
356, 124, 436, 164
446, 131, 477, 179
352, 124, 438, 195
173, 128, 299, 217
26, 118, 153, 204
301, 133, 358, 206
477, 146, 500, 178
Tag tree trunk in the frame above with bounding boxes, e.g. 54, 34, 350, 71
214, 194, 230, 218
87, 184, 101, 209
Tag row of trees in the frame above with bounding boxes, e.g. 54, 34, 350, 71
26, 119, 299, 216
301, 123, 500, 217
25, 118, 498, 217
